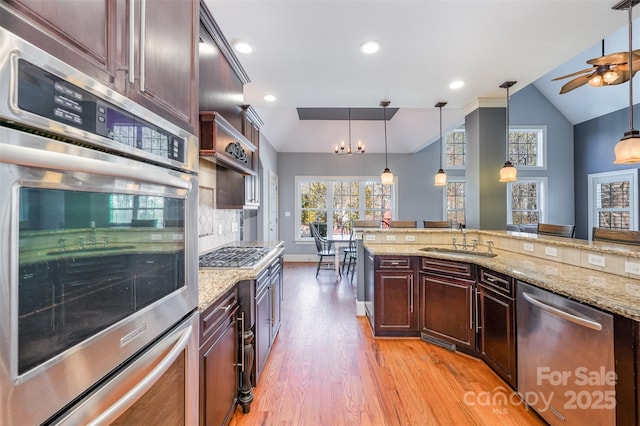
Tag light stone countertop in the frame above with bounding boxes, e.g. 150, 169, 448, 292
198, 241, 284, 312
365, 243, 640, 322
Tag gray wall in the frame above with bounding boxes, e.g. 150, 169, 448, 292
574, 104, 640, 239
256, 134, 278, 241
511, 84, 575, 226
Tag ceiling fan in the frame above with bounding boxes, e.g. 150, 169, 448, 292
552, 39, 640, 94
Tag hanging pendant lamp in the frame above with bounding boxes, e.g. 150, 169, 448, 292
434, 102, 448, 186
380, 100, 394, 185
499, 81, 518, 182
614, 0, 640, 164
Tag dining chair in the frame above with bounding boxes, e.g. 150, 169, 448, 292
310, 222, 340, 278
353, 220, 380, 228
592, 227, 640, 245
423, 220, 451, 228
341, 229, 358, 277
537, 223, 575, 238
389, 220, 417, 228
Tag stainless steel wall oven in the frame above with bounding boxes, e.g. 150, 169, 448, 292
0, 27, 199, 424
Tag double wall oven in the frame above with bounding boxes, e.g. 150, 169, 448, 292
0, 28, 199, 424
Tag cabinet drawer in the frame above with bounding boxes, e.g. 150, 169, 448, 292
377, 256, 412, 270
200, 287, 238, 345
421, 257, 475, 280
479, 268, 513, 296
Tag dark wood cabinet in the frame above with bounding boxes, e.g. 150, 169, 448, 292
369, 256, 417, 337
199, 287, 240, 426
419, 258, 476, 354
2, 0, 198, 133
477, 268, 516, 388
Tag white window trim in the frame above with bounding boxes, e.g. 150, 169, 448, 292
587, 169, 638, 236
509, 125, 547, 170
444, 128, 466, 170
294, 175, 398, 242
506, 177, 548, 224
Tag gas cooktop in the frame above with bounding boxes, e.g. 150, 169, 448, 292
199, 246, 271, 268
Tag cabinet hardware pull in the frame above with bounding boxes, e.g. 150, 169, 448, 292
469, 289, 473, 330
217, 303, 232, 312
409, 275, 414, 313
128, 0, 135, 84
139, 0, 146, 91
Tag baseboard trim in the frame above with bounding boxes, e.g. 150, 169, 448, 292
355, 300, 366, 316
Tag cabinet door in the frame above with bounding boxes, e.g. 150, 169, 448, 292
2, 0, 119, 87
200, 309, 239, 426
374, 271, 417, 336
420, 273, 475, 351
128, 0, 198, 133
478, 284, 516, 388
254, 285, 272, 384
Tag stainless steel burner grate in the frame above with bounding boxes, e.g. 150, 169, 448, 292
199, 246, 270, 268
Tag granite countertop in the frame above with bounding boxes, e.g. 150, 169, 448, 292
21, 243, 184, 264
365, 243, 640, 321
198, 241, 284, 312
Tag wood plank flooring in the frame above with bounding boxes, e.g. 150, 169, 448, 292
229, 263, 545, 426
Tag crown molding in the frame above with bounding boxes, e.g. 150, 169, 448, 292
464, 97, 506, 116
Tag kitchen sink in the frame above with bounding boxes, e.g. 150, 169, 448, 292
47, 245, 136, 256
419, 247, 497, 258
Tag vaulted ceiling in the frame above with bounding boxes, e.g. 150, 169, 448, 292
203, 0, 638, 154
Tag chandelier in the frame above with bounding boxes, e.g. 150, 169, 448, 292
334, 108, 365, 155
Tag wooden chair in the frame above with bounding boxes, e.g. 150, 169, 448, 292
341, 229, 358, 280
592, 228, 640, 246
423, 220, 451, 228
537, 223, 575, 238
310, 222, 339, 278
353, 220, 380, 228
389, 220, 417, 228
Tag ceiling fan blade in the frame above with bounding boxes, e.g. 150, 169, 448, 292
552, 67, 595, 81
614, 57, 640, 72
558, 74, 592, 94
587, 49, 640, 66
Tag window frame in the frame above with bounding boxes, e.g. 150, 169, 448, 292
442, 178, 466, 227
294, 176, 398, 242
506, 177, 548, 225
508, 125, 547, 170
444, 127, 466, 170
588, 169, 638, 234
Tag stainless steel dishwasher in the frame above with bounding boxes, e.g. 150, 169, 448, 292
517, 281, 615, 426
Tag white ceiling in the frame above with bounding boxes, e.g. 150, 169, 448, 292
203, 0, 638, 154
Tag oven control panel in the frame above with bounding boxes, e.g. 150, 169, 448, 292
16, 59, 185, 164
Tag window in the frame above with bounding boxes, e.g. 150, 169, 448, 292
507, 178, 547, 225
445, 127, 465, 167
110, 194, 166, 226
444, 180, 465, 227
508, 126, 546, 168
296, 177, 396, 240
588, 169, 638, 232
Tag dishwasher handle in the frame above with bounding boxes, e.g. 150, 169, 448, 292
522, 292, 603, 332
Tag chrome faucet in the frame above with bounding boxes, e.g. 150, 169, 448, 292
487, 240, 494, 254
58, 238, 66, 251
471, 238, 478, 251
460, 227, 468, 250
451, 237, 458, 249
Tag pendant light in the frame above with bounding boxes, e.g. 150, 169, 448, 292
499, 81, 518, 182
334, 108, 365, 155
614, 0, 640, 164
380, 100, 394, 185
434, 102, 447, 186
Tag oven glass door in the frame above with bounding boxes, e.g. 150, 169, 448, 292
19, 186, 186, 374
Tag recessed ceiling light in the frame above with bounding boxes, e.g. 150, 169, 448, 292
449, 80, 465, 90
233, 41, 253, 54
359, 40, 381, 55
263, 94, 277, 102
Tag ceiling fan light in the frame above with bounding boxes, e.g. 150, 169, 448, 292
434, 169, 447, 186
499, 161, 517, 182
603, 69, 619, 84
381, 168, 394, 185
614, 131, 640, 164
588, 74, 604, 87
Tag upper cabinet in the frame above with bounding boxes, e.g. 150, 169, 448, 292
1, 0, 199, 134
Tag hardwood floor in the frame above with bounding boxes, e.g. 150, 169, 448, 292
229, 263, 545, 426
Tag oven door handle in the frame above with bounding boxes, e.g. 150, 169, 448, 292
87, 326, 193, 426
1, 143, 191, 190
